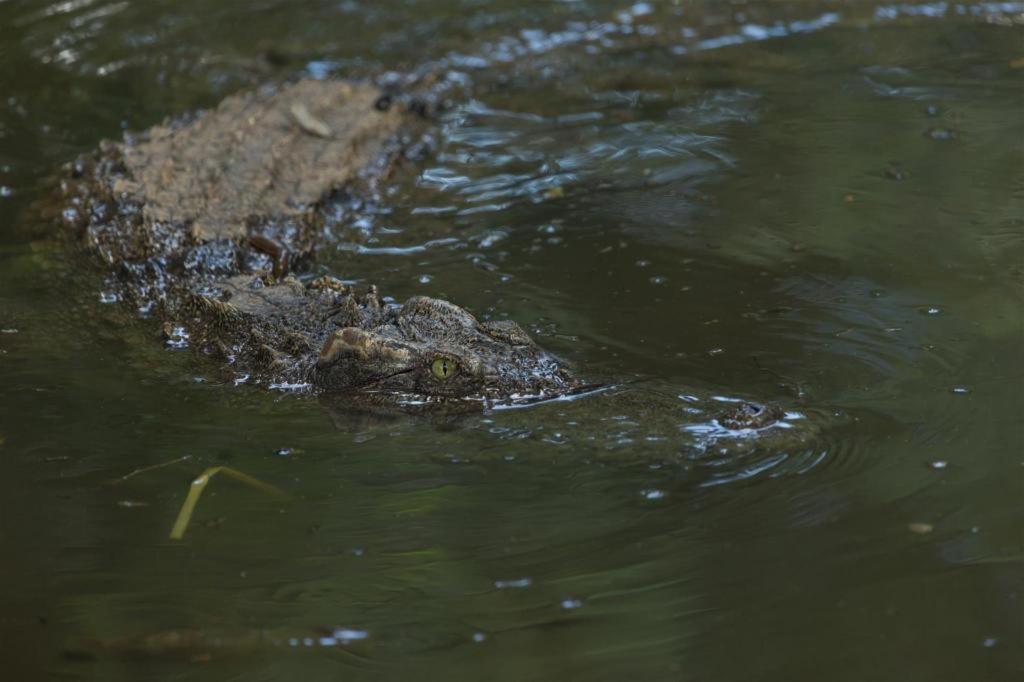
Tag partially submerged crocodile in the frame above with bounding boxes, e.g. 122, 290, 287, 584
57, 78, 581, 408
55, 77, 784, 425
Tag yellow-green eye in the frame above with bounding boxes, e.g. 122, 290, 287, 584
431, 357, 457, 380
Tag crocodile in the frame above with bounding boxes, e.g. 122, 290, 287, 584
54, 77, 783, 425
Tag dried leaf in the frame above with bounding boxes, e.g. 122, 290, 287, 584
290, 102, 333, 139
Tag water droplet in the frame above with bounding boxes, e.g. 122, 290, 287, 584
164, 326, 189, 349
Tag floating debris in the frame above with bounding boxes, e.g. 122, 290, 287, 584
109, 454, 192, 485
908, 522, 934, 535
170, 466, 289, 540
289, 102, 333, 138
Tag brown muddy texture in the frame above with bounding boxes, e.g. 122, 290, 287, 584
118, 80, 401, 245
66, 79, 406, 270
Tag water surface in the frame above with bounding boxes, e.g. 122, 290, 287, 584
0, 1, 1021, 679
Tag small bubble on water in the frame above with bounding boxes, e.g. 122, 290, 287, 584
951, 386, 970, 395
920, 306, 942, 315
635, 259, 651, 267
649, 275, 667, 285
925, 127, 957, 141
641, 489, 666, 500
982, 637, 998, 648
560, 598, 584, 610
472, 632, 487, 643
929, 460, 948, 469
274, 448, 293, 457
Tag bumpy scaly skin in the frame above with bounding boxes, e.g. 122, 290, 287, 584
183, 273, 577, 404
58, 78, 581, 405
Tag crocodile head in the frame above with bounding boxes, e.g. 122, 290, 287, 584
313, 296, 581, 406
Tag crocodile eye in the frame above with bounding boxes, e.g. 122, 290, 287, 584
431, 357, 458, 380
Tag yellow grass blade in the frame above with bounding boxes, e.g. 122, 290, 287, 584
169, 466, 288, 540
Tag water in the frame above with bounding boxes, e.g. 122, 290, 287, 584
1, 1, 1022, 679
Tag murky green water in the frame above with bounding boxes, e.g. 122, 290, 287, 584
1, 0, 1022, 679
